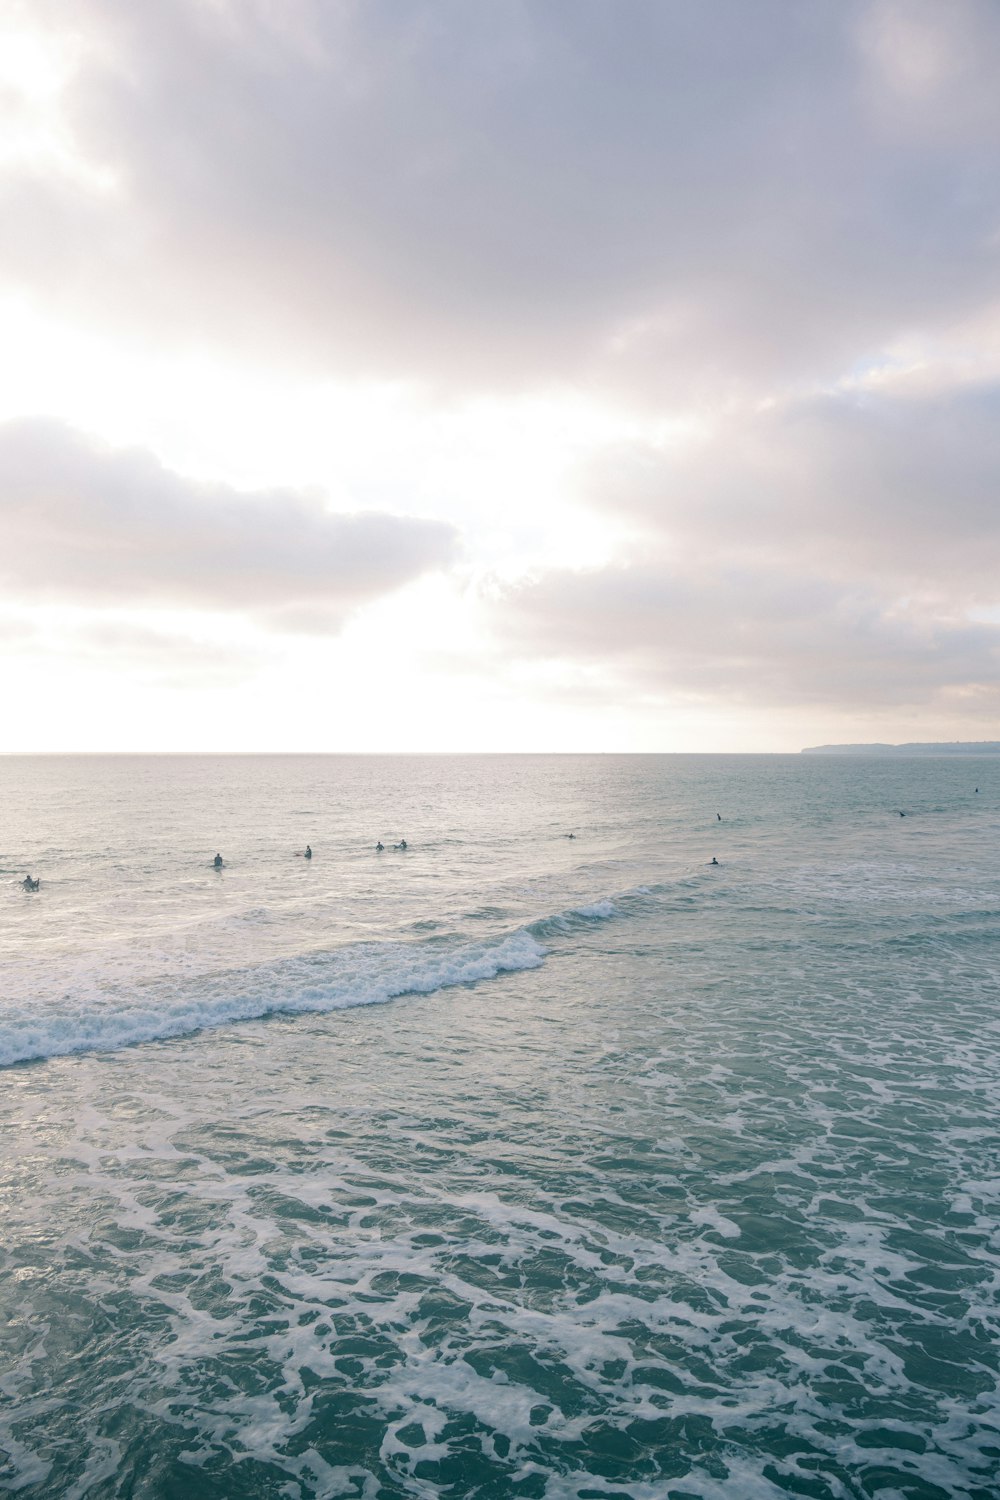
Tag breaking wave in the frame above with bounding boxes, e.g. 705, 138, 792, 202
1, 895, 628, 1068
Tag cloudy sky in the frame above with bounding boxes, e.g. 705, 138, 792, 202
2, 0, 999, 751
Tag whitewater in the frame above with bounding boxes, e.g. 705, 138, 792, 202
1, 753, 998, 1498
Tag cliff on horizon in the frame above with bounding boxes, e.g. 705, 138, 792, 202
802, 742, 1000, 755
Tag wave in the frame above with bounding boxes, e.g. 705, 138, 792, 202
527, 898, 617, 937
0, 894, 627, 1069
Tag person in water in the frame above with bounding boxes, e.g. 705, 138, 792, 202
22, 875, 39, 891
304, 845, 312, 859
396, 839, 408, 850
375, 841, 384, 851
710, 857, 719, 866
213, 853, 224, 868
717, 812, 722, 821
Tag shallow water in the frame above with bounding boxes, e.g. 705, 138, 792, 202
2, 754, 999, 1497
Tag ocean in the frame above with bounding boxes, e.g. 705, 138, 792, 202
1, 753, 998, 1499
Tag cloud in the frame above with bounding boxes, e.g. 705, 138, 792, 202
580, 383, 1000, 593
4, 2, 1000, 745
0, 611, 264, 685
72, 620, 265, 686
494, 380, 1000, 712
5, 0, 1000, 393
0, 615, 38, 645
0, 418, 456, 626
501, 560, 1000, 710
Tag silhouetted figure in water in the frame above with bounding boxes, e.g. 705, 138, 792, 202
22, 875, 39, 891
395, 839, 408, 850
710, 857, 719, 866
566, 833, 576, 839
375, 841, 384, 851
899, 811, 906, 818
976, 787, 980, 794
717, 812, 722, 821
304, 845, 312, 859
213, 853, 224, 868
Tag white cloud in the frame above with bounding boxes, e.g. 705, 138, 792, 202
0, 418, 457, 628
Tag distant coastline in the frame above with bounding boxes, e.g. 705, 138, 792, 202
801, 741, 1000, 756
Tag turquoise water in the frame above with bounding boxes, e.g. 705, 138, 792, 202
2, 754, 999, 1498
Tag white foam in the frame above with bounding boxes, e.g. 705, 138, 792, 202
0, 888, 635, 1067
0, 927, 546, 1067
690, 1206, 742, 1239
571, 899, 616, 919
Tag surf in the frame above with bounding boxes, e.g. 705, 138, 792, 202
0, 894, 628, 1068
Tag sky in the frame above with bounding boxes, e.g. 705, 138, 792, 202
2, 0, 1000, 752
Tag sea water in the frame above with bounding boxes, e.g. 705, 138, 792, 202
1, 753, 998, 1499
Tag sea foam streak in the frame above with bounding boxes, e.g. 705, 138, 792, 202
0, 897, 623, 1068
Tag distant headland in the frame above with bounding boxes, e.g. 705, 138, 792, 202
802, 742, 1000, 756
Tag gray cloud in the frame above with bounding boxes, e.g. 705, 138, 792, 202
582, 383, 1000, 592
496, 379, 1000, 712
0, 419, 456, 625
501, 559, 1000, 710
6, 0, 1000, 391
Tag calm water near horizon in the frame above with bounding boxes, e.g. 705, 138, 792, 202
1, 753, 998, 1498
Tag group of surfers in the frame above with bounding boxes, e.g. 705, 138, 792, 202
22, 829, 725, 891
210, 838, 409, 870
20, 840, 412, 889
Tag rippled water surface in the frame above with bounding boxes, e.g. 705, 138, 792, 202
2, 753, 999, 1498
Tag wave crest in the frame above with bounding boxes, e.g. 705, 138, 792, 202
1, 893, 634, 1067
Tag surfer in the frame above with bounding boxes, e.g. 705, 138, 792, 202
375, 841, 384, 851
21, 875, 39, 891
213, 853, 224, 868
566, 832, 576, 839
710, 857, 719, 866
396, 839, 408, 850
304, 845, 312, 859
717, 812, 722, 821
